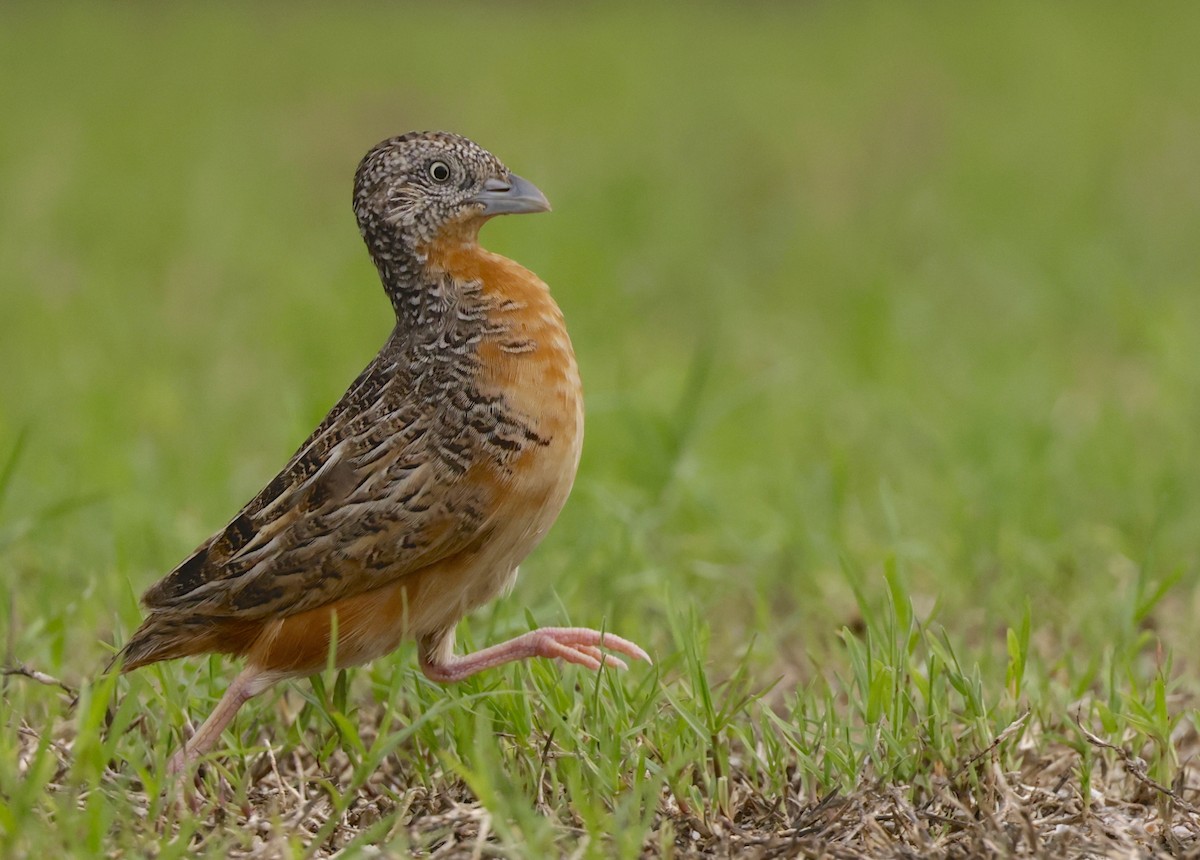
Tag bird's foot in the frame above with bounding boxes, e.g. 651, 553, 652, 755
421, 626, 651, 683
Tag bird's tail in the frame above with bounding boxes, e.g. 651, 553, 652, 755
108, 613, 237, 674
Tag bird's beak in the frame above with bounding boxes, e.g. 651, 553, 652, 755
471, 173, 551, 216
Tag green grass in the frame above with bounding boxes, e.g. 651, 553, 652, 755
4, 2, 1200, 856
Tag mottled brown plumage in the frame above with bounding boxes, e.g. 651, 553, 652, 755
113, 131, 649, 771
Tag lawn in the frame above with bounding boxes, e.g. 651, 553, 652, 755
3, 3, 1200, 857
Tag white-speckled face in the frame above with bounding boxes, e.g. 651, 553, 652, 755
353, 131, 511, 246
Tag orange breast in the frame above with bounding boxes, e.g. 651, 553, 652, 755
422, 234, 584, 474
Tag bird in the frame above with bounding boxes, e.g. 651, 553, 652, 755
110, 131, 650, 773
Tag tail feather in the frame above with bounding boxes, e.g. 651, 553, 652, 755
109, 614, 256, 674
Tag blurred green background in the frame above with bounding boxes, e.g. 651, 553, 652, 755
2, 2, 1200, 690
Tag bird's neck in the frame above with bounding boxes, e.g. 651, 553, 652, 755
417, 234, 552, 306
373, 242, 556, 337
378, 257, 452, 328
366, 221, 496, 328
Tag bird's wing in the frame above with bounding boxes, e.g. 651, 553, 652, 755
141, 357, 496, 621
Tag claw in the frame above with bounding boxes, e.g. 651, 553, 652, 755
576, 644, 629, 671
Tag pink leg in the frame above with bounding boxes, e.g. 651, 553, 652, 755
168, 669, 269, 774
419, 626, 651, 683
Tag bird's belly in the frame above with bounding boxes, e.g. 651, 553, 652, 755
449, 383, 582, 602
469, 308, 584, 591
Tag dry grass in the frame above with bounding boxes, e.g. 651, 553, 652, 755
10, 667, 1200, 859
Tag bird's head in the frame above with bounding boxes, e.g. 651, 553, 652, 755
352, 131, 550, 251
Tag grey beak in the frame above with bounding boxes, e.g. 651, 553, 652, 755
471, 173, 551, 216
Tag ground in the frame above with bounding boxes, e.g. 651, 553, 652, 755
3, 4, 1200, 858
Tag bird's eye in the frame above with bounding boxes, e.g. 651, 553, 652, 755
428, 161, 451, 184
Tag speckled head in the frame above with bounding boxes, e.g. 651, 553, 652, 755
353, 131, 550, 250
